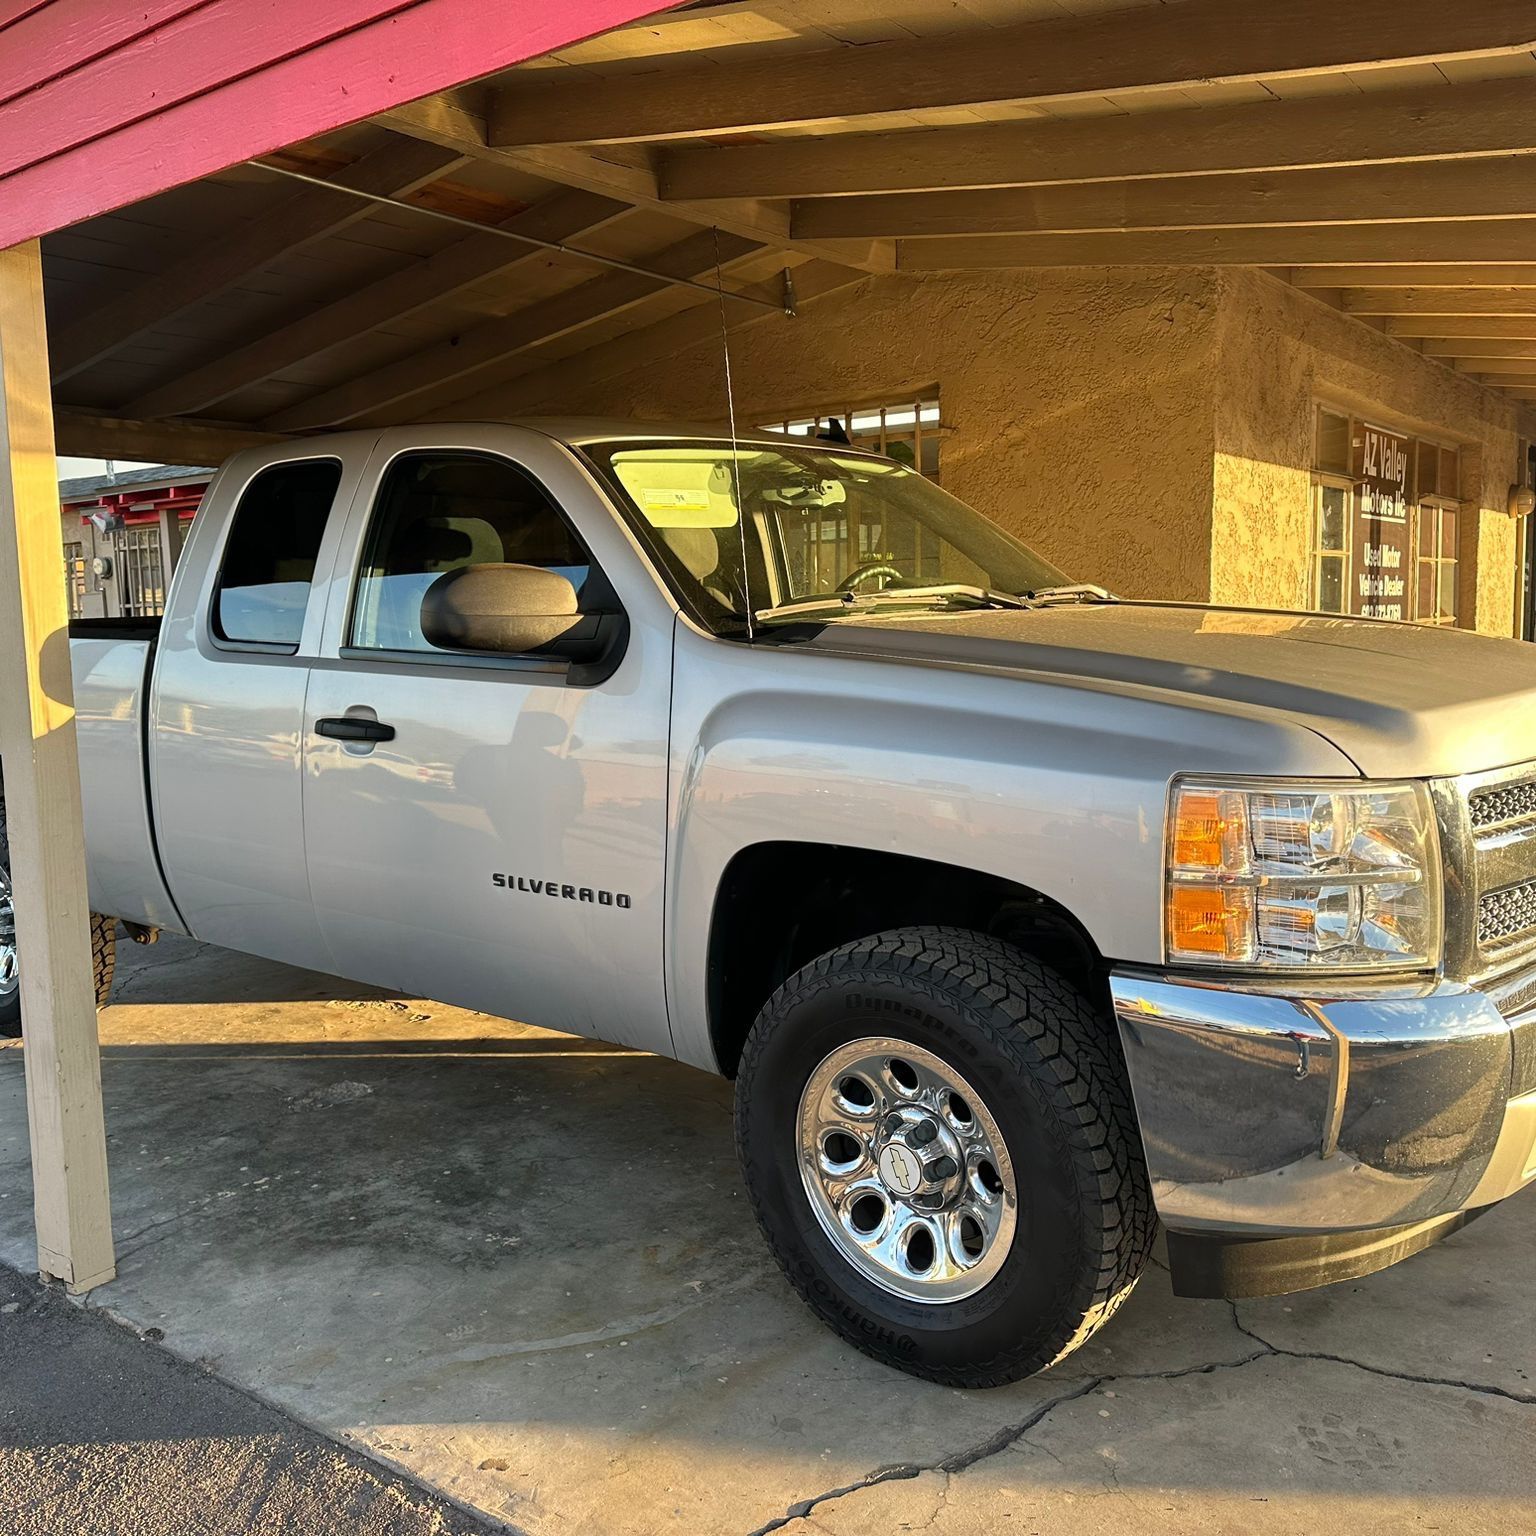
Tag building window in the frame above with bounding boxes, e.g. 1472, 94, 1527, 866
63, 540, 86, 617
762, 393, 942, 481
1311, 407, 1459, 626
759, 394, 944, 589
117, 525, 166, 618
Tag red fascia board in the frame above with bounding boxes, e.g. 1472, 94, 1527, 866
0, 0, 678, 250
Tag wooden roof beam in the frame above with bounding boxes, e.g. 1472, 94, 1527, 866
49, 134, 466, 384
897, 225, 1536, 270
1420, 339, 1536, 358
1293, 265, 1536, 288
378, 93, 894, 274
794, 156, 1536, 240
1344, 289, 1536, 317
660, 76, 1536, 202
489, 0, 1536, 147
53, 411, 284, 464
434, 260, 869, 421
264, 229, 765, 432
125, 187, 631, 420
1386, 315, 1536, 339
1454, 357, 1536, 374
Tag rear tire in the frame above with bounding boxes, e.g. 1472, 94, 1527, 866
734, 926, 1153, 1387
0, 785, 116, 1039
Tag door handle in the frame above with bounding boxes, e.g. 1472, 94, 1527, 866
315, 715, 396, 743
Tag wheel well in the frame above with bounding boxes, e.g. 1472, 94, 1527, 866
707, 842, 1106, 1077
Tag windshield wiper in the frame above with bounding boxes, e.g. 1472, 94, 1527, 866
754, 584, 1030, 624
1021, 583, 1117, 606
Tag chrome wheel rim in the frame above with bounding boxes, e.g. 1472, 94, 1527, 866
796, 1037, 1017, 1305
0, 866, 16, 1002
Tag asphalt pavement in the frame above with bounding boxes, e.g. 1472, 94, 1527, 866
0, 1262, 508, 1536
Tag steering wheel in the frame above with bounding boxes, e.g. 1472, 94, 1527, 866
836, 561, 905, 594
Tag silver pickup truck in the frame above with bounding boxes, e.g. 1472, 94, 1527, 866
5, 420, 1535, 1387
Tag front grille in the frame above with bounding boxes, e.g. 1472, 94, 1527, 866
1480, 878, 1536, 948
1470, 778, 1536, 832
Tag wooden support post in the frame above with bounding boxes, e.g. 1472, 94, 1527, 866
0, 242, 114, 1293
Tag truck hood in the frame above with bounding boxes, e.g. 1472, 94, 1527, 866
792, 602, 1536, 779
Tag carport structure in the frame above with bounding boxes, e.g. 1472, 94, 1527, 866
3, 0, 1536, 1291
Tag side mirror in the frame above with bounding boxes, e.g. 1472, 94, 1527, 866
420, 563, 610, 660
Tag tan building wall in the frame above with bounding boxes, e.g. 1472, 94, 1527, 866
1207, 270, 1531, 636
459, 265, 1536, 632
466, 266, 1224, 603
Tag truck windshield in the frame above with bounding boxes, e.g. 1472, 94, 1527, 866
583, 438, 1073, 631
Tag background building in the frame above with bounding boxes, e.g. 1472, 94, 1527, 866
59, 466, 210, 619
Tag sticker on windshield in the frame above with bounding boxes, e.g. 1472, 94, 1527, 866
612, 451, 741, 528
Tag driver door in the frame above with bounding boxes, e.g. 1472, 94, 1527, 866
300, 431, 674, 1052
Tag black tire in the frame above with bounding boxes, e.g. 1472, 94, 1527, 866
735, 926, 1153, 1387
0, 786, 116, 1039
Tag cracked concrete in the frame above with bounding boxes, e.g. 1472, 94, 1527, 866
0, 934, 1532, 1534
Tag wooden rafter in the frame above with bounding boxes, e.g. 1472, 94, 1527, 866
1419, 339, 1536, 359
126, 187, 631, 419
377, 94, 895, 274
264, 229, 764, 431
488, 0, 1536, 146
1343, 289, 1536, 317
1292, 266, 1536, 289
49, 135, 465, 383
1385, 316, 1536, 339
896, 224, 1536, 271
53, 412, 284, 463
449, 260, 870, 420
793, 156, 1536, 241
659, 76, 1536, 202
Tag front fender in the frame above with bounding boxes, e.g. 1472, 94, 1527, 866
664, 623, 1357, 1071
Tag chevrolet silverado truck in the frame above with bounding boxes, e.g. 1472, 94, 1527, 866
4, 420, 1535, 1387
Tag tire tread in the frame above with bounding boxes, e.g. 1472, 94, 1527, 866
735, 925, 1155, 1387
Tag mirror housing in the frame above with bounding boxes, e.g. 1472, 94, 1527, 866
420, 563, 610, 661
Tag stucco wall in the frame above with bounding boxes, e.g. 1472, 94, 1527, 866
461, 267, 1223, 603
1208, 269, 1533, 636
459, 262, 1534, 630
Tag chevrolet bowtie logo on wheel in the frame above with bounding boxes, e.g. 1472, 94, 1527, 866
879, 1143, 922, 1195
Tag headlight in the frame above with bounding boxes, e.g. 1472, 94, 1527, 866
1165, 778, 1441, 972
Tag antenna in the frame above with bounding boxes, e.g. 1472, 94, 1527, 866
713, 227, 755, 641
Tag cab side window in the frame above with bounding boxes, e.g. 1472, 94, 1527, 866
213, 458, 343, 649
350, 452, 593, 653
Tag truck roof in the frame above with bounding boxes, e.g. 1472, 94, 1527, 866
452, 417, 888, 457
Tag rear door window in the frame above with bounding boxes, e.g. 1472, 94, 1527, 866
349, 452, 592, 653
213, 459, 343, 648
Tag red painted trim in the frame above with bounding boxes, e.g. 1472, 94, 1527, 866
0, 0, 211, 108
0, 0, 677, 249
0, 0, 433, 179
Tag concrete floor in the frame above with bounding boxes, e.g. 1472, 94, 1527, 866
0, 933, 1532, 1535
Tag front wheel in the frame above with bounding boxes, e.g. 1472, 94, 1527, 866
734, 927, 1153, 1387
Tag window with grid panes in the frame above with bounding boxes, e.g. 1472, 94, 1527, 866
761, 394, 943, 587
116, 524, 166, 617
1311, 407, 1459, 627
63, 540, 86, 617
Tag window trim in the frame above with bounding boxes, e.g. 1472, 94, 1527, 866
338, 446, 623, 677
208, 454, 345, 657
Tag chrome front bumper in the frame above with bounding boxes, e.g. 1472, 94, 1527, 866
1110, 964, 1536, 1238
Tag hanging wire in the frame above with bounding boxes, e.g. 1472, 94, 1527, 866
713, 226, 755, 641
244, 159, 786, 314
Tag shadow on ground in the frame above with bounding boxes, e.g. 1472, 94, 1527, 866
0, 934, 1531, 1534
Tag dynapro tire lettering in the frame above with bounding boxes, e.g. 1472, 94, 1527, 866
492, 874, 632, 908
